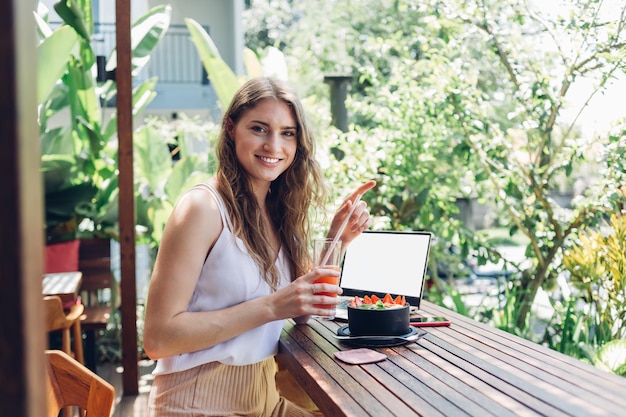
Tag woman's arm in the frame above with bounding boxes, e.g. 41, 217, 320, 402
143, 188, 341, 359
143, 187, 262, 359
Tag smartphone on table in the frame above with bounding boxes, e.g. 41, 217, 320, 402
410, 316, 451, 327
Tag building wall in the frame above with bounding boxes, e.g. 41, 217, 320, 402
151, 0, 244, 76
146, 0, 244, 118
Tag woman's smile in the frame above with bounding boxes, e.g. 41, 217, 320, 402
257, 155, 281, 165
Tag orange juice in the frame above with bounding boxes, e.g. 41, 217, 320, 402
313, 266, 340, 309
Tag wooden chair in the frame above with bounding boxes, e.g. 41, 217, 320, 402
43, 295, 85, 364
45, 349, 115, 417
78, 238, 115, 371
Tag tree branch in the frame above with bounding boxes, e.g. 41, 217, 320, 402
471, 0, 521, 90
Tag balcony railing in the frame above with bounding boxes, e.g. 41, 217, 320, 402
55, 22, 208, 85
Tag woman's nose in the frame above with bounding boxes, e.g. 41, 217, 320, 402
264, 132, 280, 151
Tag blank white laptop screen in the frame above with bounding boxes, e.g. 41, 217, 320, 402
337, 230, 432, 315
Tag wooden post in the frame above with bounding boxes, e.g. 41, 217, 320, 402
323, 75, 353, 132
116, 0, 139, 395
0, 0, 47, 415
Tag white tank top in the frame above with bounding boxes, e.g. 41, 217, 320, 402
153, 183, 291, 374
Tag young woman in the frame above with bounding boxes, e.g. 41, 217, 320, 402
144, 77, 375, 416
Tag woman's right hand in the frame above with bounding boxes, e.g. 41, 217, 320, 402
271, 266, 342, 322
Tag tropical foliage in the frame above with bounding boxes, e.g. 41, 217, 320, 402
243, 0, 626, 319
36, 1, 171, 242
133, 115, 216, 247
38, 0, 626, 372
240, 0, 626, 372
562, 213, 626, 343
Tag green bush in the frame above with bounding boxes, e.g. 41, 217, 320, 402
562, 214, 626, 343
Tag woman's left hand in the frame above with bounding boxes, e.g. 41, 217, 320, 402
328, 180, 376, 246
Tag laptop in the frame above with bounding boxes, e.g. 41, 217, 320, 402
334, 230, 433, 321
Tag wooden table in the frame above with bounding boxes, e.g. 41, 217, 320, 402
42, 272, 83, 304
279, 300, 626, 417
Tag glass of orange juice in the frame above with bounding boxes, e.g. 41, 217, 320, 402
312, 238, 343, 319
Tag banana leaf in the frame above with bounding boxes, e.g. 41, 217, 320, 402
133, 124, 174, 192
53, 0, 92, 42
102, 77, 159, 141
243, 48, 263, 78
185, 17, 240, 109
37, 25, 78, 103
104, 5, 172, 83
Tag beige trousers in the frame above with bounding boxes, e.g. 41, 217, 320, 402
148, 357, 323, 417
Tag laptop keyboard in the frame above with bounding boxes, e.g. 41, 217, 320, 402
337, 298, 351, 309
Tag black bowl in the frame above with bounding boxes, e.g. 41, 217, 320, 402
347, 304, 410, 336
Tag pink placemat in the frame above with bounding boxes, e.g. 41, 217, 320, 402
334, 348, 387, 365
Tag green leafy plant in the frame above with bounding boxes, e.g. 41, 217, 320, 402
243, 0, 626, 332
184, 17, 241, 109
551, 316, 626, 376
133, 115, 217, 248
582, 340, 626, 377
184, 17, 281, 110
36, 1, 172, 242
424, 280, 471, 317
562, 214, 626, 342
541, 213, 626, 373
544, 295, 588, 359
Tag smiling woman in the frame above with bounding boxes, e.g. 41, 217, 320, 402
143, 77, 376, 416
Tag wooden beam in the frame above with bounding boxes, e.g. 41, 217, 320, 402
0, 0, 46, 415
116, 0, 139, 395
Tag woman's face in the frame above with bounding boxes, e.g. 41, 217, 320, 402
232, 98, 298, 189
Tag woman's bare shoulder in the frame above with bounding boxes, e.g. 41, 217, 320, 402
167, 182, 223, 238
177, 180, 221, 211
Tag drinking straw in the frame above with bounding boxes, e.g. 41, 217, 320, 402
319, 193, 362, 266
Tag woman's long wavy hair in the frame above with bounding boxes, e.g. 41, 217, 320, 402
215, 77, 328, 290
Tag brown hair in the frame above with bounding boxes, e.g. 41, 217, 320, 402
215, 77, 327, 290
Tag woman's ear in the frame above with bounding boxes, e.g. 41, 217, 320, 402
225, 117, 234, 137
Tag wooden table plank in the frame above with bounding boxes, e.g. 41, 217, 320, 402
416, 305, 626, 416
311, 320, 514, 417
281, 321, 378, 416
42, 271, 83, 304
360, 357, 451, 417
379, 348, 482, 417
386, 343, 521, 417
436, 323, 626, 413
280, 301, 626, 417
312, 320, 461, 417
424, 330, 584, 416
420, 301, 626, 415
317, 318, 555, 417
409, 337, 561, 417
422, 302, 626, 403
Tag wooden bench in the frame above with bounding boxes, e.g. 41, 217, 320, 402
78, 238, 114, 372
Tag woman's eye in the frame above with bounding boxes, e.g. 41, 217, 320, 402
252, 125, 266, 133
282, 130, 296, 137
